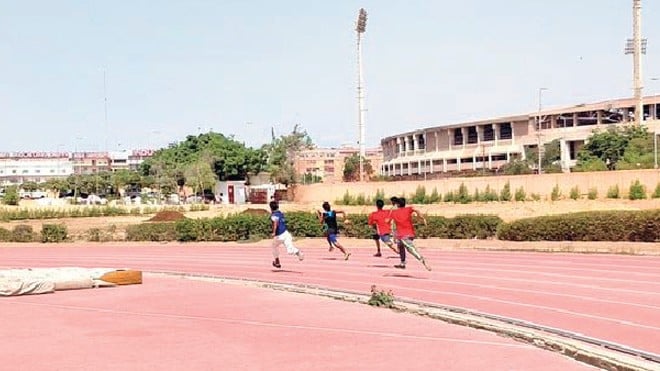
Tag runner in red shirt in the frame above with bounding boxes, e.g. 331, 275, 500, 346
388, 197, 431, 271
367, 199, 399, 257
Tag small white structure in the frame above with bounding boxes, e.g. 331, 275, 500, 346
215, 180, 247, 205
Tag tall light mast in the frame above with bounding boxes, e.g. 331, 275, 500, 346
625, 0, 646, 125
356, 8, 367, 181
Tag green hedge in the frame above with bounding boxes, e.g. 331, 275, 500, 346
497, 210, 660, 242
0, 205, 209, 222
125, 222, 177, 242
122, 213, 503, 242
12, 225, 36, 242
41, 224, 68, 243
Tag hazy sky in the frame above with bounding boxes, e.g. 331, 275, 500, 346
1, 1, 658, 152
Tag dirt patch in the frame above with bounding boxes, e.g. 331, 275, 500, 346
148, 210, 187, 222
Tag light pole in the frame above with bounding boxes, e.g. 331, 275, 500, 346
624, 0, 646, 125
537, 88, 549, 174
355, 8, 367, 182
652, 77, 659, 168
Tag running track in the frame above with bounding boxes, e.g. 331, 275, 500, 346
1, 243, 659, 358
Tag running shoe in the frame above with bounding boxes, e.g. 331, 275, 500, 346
373, 252, 382, 257
272, 258, 282, 269
297, 251, 305, 261
394, 263, 406, 269
421, 258, 432, 271
344, 252, 351, 261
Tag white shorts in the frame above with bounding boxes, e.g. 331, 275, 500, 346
272, 230, 298, 255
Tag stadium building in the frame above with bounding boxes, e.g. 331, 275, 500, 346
380, 95, 660, 177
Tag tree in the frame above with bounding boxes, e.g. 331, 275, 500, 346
575, 126, 650, 171
184, 157, 218, 196
302, 172, 322, 184
263, 124, 314, 185
500, 160, 533, 175
110, 169, 141, 196
524, 139, 561, 173
343, 153, 373, 182
2, 186, 19, 205
617, 135, 655, 170
21, 181, 39, 192
141, 132, 267, 192
42, 178, 69, 194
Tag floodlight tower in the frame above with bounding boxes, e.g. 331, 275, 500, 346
356, 8, 367, 181
625, 0, 646, 125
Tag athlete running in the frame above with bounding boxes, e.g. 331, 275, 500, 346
318, 201, 351, 260
269, 201, 304, 268
367, 199, 399, 257
388, 197, 431, 271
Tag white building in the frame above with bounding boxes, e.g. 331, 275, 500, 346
0, 152, 73, 185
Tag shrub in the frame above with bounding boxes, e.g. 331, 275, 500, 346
497, 210, 660, 242
87, 228, 112, 242
126, 222, 177, 241
473, 189, 481, 202
499, 182, 512, 202
569, 186, 580, 200
41, 224, 68, 243
587, 188, 598, 200
368, 285, 395, 308
443, 191, 455, 203
550, 184, 561, 201
607, 185, 620, 199
0, 227, 11, 241
412, 186, 427, 205
456, 183, 472, 204
12, 225, 35, 242
653, 183, 660, 199
446, 215, 503, 239
415, 216, 448, 239
123, 213, 503, 242
428, 188, 441, 203
628, 180, 647, 200
514, 187, 526, 202
530, 193, 541, 201
339, 190, 353, 206
483, 185, 499, 202
2, 186, 19, 206
374, 189, 386, 202
355, 193, 367, 206
342, 214, 372, 239
284, 212, 324, 238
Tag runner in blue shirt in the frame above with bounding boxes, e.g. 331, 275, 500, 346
270, 201, 304, 269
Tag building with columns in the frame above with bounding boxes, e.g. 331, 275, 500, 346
380, 95, 660, 177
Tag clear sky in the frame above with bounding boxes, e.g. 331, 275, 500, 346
1, 1, 658, 152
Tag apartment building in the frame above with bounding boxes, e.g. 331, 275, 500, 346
0, 150, 155, 185
295, 146, 383, 183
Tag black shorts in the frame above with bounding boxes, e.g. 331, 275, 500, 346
371, 233, 380, 241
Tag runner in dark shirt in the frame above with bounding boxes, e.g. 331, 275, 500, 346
317, 201, 351, 260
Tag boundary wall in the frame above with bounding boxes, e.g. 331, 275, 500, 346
293, 169, 660, 203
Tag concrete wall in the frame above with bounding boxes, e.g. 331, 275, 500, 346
293, 169, 660, 203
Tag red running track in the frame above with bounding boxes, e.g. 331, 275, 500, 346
0, 275, 596, 371
1, 243, 659, 357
